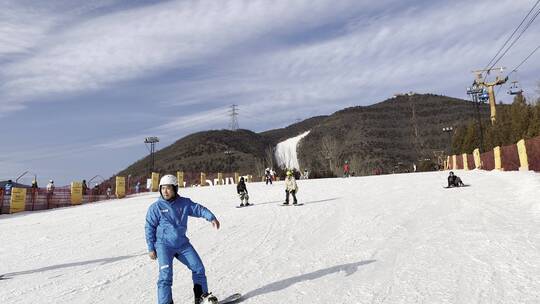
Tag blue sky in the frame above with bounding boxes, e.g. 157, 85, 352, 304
1, 0, 539, 186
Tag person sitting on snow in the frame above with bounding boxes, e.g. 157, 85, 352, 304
236, 177, 250, 207
447, 171, 465, 187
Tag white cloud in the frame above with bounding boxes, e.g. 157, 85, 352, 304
0, 0, 403, 114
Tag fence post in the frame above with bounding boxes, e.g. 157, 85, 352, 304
493, 146, 502, 170
10, 187, 27, 214
200, 172, 206, 186
452, 155, 457, 170
462, 153, 469, 170
217, 173, 224, 185
473, 148, 481, 169
115, 176, 126, 199
177, 171, 184, 188
151, 173, 160, 192
517, 139, 529, 171
71, 181, 83, 205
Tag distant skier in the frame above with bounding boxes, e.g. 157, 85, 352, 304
46, 180, 55, 208
284, 170, 299, 205
145, 174, 220, 304
106, 186, 112, 199
236, 177, 250, 207
4, 179, 13, 196
270, 168, 276, 181
447, 171, 465, 187
135, 181, 141, 194
343, 161, 350, 178
265, 168, 272, 185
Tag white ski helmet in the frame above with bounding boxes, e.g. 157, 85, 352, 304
159, 174, 178, 200
159, 174, 178, 187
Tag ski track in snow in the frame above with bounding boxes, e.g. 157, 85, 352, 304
0, 170, 539, 303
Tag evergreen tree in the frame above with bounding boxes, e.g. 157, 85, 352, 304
461, 120, 479, 153
451, 125, 466, 154
510, 94, 530, 142
492, 103, 512, 147
527, 100, 540, 138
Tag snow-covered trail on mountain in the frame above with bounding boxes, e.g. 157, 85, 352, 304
274, 131, 310, 170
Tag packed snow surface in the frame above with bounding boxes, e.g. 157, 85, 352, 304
274, 131, 310, 170
1, 170, 539, 303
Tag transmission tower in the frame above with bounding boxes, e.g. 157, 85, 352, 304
229, 104, 239, 131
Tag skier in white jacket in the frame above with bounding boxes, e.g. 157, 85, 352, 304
284, 170, 298, 205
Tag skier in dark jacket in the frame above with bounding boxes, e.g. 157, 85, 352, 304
236, 177, 250, 207
447, 171, 465, 187
264, 168, 272, 185
145, 174, 220, 304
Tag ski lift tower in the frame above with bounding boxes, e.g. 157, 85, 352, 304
472, 67, 508, 124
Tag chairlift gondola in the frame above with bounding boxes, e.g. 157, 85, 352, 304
479, 89, 489, 102
507, 81, 523, 95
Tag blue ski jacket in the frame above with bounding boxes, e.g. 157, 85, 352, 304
145, 196, 216, 252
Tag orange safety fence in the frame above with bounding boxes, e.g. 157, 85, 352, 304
0, 172, 248, 215
456, 155, 463, 170
480, 150, 495, 170
526, 136, 540, 172
447, 134, 540, 172
501, 144, 520, 171
467, 154, 475, 169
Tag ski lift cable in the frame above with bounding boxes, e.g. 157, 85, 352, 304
483, 0, 540, 71
508, 44, 540, 76
487, 6, 540, 73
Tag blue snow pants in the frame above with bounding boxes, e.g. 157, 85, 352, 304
156, 242, 207, 304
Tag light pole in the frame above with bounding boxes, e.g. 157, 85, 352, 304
144, 137, 159, 174
442, 126, 453, 156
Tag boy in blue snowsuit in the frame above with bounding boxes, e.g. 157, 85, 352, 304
145, 174, 221, 304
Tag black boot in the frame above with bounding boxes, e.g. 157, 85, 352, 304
194, 284, 203, 304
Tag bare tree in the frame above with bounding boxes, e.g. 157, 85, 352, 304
254, 158, 266, 181
264, 145, 275, 169
320, 135, 340, 175
349, 154, 363, 176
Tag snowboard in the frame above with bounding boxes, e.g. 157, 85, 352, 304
236, 204, 253, 208
279, 203, 304, 206
443, 184, 470, 189
218, 293, 242, 303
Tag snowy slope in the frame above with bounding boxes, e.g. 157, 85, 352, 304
1, 170, 539, 304
274, 131, 310, 170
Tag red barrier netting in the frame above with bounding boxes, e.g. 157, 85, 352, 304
481, 150, 495, 170
467, 154, 475, 169
456, 155, 463, 169
526, 136, 540, 172
501, 144, 520, 171
0, 189, 5, 214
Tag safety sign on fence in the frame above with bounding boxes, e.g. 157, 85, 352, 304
116, 176, 125, 198
10, 187, 26, 213
151, 172, 160, 192
71, 181, 83, 205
